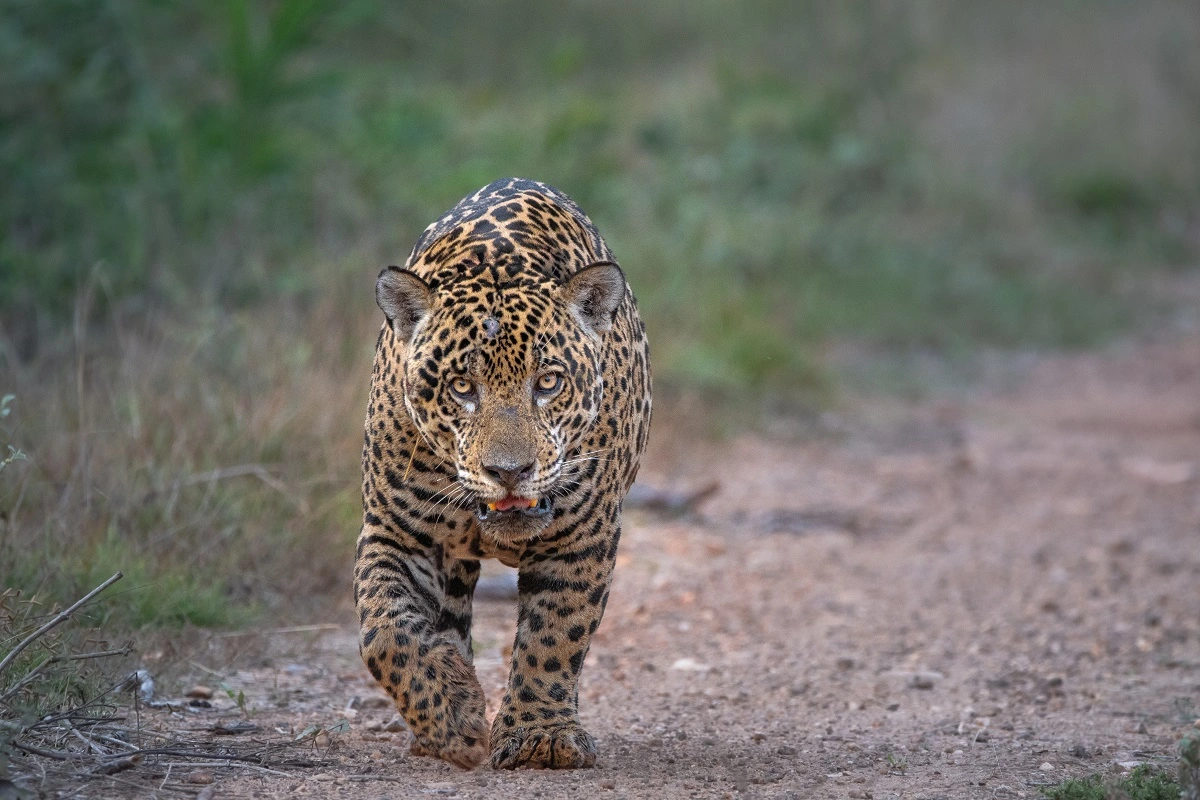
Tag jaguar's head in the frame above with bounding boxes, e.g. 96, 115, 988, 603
377, 259, 625, 541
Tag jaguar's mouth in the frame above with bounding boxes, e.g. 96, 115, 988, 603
476, 495, 552, 521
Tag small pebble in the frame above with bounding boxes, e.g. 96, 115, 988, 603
187, 771, 215, 785
186, 685, 214, 700
1040, 762, 1054, 771
360, 696, 391, 710
384, 717, 407, 733
777, 745, 797, 756
910, 673, 939, 690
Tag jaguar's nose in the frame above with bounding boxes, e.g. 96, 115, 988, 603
484, 461, 535, 490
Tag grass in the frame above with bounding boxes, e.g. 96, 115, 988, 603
4, 1, 1198, 379
0, 575, 133, 782
1041, 765, 1182, 800
2, 0, 1200, 627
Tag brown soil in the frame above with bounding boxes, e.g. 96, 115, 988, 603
72, 336, 1200, 798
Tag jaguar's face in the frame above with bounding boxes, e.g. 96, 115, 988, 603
378, 261, 625, 542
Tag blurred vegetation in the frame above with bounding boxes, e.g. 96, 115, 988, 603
5, 0, 1199, 384
2, 0, 1199, 626
1040, 764, 1182, 800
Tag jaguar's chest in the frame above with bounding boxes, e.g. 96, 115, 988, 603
402, 468, 524, 566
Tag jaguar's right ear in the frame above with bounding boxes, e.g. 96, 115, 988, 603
376, 266, 433, 342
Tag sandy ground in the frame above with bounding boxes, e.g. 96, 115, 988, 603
51, 335, 1200, 798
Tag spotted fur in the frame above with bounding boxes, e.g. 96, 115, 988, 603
353, 178, 652, 769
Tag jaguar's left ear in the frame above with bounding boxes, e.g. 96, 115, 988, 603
563, 261, 626, 334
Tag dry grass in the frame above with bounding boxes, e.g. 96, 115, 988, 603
1, 282, 376, 629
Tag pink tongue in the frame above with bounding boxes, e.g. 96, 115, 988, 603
495, 496, 531, 512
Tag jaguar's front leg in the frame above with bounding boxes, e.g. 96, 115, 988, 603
355, 531, 488, 768
490, 532, 617, 769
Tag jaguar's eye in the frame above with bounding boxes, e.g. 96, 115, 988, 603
535, 373, 563, 396
450, 377, 475, 398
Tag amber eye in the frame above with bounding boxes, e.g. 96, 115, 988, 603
535, 373, 563, 396
449, 377, 475, 398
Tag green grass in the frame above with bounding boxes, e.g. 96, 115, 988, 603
2, 0, 1200, 627
1041, 765, 1182, 800
3, 0, 1198, 385
4, 535, 251, 630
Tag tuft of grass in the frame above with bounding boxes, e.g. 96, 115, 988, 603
1181, 730, 1200, 800
1, 299, 368, 631
0, 577, 133, 782
1041, 765, 1182, 800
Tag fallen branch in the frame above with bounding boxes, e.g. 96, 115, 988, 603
0, 655, 52, 703
210, 623, 340, 639
90, 754, 142, 775
625, 480, 720, 516
100, 747, 294, 766
0, 572, 123, 675
9, 739, 71, 761
62, 720, 109, 756
55, 648, 134, 664
0, 647, 132, 704
174, 464, 290, 497
158, 759, 294, 778
93, 773, 197, 795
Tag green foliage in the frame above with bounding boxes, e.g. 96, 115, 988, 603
3, 0, 1198, 389
2, 530, 252, 630
1181, 731, 1200, 800
1041, 765, 1182, 800
221, 682, 250, 718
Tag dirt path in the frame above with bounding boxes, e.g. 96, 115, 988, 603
125, 336, 1200, 799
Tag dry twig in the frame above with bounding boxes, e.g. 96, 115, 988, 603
0, 572, 124, 675
0, 647, 132, 704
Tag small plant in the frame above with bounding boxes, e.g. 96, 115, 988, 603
221, 682, 250, 718
0, 574, 131, 785
0, 396, 23, 475
0, 446, 23, 475
1040, 765, 1181, 800
1180, 730, 1200, 800
886, 751, 908, 774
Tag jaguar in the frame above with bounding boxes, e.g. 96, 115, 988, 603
353, 178, 652, 769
